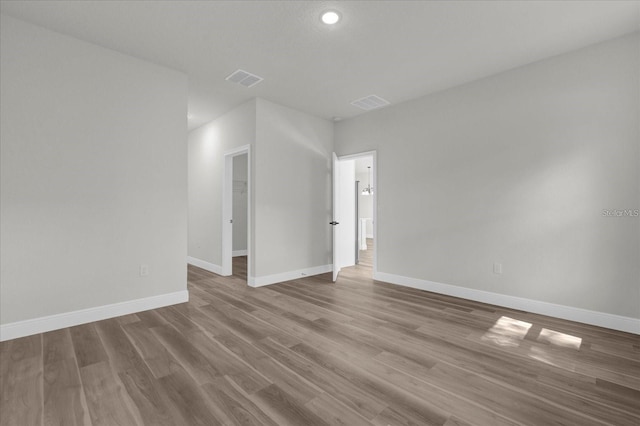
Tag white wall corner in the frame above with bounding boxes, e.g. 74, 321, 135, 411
374, 271, 640, 335
232, 250, 248, 257
187, 256, 224, 275
0, 290, 189, 342
249, 264, 332, 288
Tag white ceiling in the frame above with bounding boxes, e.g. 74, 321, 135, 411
1, 1, 638, 131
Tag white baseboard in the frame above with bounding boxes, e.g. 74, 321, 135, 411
374, 272, 639, 335
232, 250, 248, 257
366, 233, 373, 239
187, 256, 223, 275
249, 264, 332, 288
0, 290, 189, 342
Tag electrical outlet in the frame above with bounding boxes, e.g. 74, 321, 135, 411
140, 264, 149, 277
493, 263, 502, 274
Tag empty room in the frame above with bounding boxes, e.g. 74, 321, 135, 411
1, 1, 638, 425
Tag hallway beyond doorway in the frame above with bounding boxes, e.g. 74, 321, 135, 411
342, 238, 374, 281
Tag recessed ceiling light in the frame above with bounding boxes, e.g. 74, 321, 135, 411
321, 10, 341, 25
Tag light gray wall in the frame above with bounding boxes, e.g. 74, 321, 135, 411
188, 100, 256, 266
335, 33, 639, 319
233, 154, 248, 252
188, 98, 332, 280
254, 98, 333, 277
0, 15, 188, 325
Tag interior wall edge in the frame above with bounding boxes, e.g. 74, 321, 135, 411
187, 256, 224, 276
0, 290, 189, 342
375, 271, 640, 335
248, 264, 333, 288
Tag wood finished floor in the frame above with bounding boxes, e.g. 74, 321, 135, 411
1, 243, 639, 426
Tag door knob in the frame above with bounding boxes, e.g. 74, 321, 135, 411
329, 221, 339, 225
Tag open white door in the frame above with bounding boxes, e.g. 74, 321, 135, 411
331, 152, 340, 282
222, 145, 251, 279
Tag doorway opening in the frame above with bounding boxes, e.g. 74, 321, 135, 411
332, 151, 376, 281
355, 158, 374, 272
222, 145, 251, 283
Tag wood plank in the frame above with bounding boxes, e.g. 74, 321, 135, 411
70, 324, 108, 368
204, 299, 300, 347
154, 306, 199, 334
201, 377, 278, 426
290, 342, 455, 426
256, 337, 387, 420
305, 392, 373, 426
249, 383, 329, 426
0, 342, 43, 426
150, 324, 221, 385
43, 329, 76, 364
79, 361, 139, 426
443, 416, 474, 426
43, 330, 90, 426
122, 321, 179, 379
96, 319, 186, 426
158, 367, 225, 426
135, 310, 168, 328
43, 357, 90, 426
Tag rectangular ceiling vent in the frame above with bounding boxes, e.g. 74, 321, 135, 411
351, 95, 390, 111
225, 69, 263, 88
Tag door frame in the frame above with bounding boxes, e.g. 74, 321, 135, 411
335, 150, 377, 278
222, 145, 251, 280
332, 153, 340, 281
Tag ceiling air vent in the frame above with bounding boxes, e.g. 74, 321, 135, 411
225, 69, 263, 88
351, 95, 390, 111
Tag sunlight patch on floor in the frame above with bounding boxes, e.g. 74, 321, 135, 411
537, 328, 582, 350
481, 316, 532, 348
